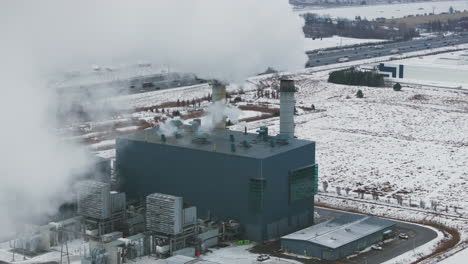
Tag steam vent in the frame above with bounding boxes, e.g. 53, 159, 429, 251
116, 80, 318, 241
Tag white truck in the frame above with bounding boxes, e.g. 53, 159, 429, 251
337, 57, 350, 63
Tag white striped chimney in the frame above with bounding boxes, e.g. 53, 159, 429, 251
211, 81, 227, 130
279, 79, 296, 138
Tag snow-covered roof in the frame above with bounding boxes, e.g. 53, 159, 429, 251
120, 128, 314, 159
281, 214, 395, 249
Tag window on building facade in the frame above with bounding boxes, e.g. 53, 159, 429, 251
289, 164, 318, 202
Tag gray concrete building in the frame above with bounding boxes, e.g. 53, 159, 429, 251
281, 214, 396, 260
116, 79, 318, 241
116, 128, 317, 241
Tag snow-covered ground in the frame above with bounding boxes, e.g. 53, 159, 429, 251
0, 239, 84, 264
304, 36, 385, 51
247, 70, 468, 218
295, 0, 468, 19
393, 49, 468, 69
110, 83, 211, 110
53, 43, 468, 262
202, 244, 301, 264
439, 247, 468, 263
239, 110, 265, 120
377, 50, 468, 88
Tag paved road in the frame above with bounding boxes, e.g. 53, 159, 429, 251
315, 207, 439, 264
306, 33, 468, 67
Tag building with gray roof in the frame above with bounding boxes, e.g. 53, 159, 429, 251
116, 80, 318, 242
281, 214, 396, 260
116, 127, 317, 242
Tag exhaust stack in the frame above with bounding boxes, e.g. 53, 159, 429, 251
279, 79, 296, 138
211, 81, 227, 130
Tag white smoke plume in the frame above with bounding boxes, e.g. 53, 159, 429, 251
0, 0, 307, 240
158, 120, 182, 137
200, 101, 243, 133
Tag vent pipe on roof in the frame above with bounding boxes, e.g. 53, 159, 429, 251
231, 143, 236, 153
191, 119, 201, 132
279, 79, 296, 139
211, 80, 227, 130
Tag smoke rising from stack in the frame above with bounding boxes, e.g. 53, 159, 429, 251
0, 0, 307, 239
200, 101, 243, 133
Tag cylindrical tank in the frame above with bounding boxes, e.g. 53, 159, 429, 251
279, 79, 296, 138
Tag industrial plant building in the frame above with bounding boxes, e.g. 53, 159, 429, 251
281, 214, 396, 260
116, 80, 318, 241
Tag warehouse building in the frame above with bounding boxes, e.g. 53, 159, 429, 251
281, 214, 396, 260
116, 80, 318, 241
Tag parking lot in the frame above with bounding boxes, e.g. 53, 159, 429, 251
250, 207, 438, 264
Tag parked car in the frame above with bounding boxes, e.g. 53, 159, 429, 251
371, 245, 383, 251
399, 233, 409, 239
257, 254, 270, 261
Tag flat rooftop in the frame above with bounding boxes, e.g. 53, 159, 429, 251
282, 214, 396, 249
119, 127, 314, 159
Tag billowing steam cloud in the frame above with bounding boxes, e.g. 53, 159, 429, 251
200, 101, 243, 133
0, 0, 306, 239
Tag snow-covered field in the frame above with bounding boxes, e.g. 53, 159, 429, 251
304, 36, 385, 51
248, 70, 468, 218
295, 0, 468, 19
439, 247, 468, 263
377, 50, 468, 89
110, 83, 211, 110
53, 44, 468, 262
91, 46, 468, 221
202, 244, 301, 264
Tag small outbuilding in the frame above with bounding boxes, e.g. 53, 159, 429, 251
281, 214, 396, 260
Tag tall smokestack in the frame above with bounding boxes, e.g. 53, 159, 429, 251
211, 80, 227, 130
279, 79, 296, 138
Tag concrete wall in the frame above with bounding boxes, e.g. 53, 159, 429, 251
116, 138, 315, 241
